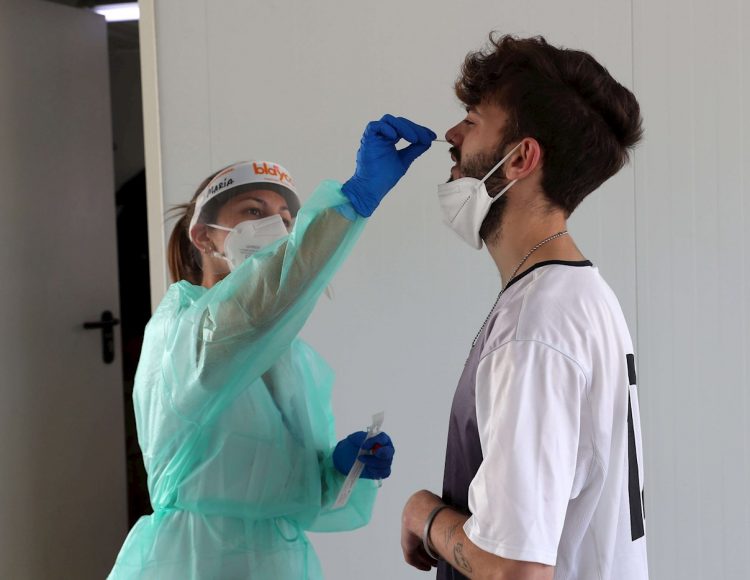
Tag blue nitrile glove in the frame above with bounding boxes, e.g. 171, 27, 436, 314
342, 114, 436, 217
333, 431, 395, 480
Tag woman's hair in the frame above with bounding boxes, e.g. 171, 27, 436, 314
167, 165, 232, 284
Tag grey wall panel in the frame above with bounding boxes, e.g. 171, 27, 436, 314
633, 0, 750, 577
149, 2, 642, 579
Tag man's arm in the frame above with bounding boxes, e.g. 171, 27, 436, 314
401, 490, 554, 580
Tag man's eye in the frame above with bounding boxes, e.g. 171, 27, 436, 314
246, 207, 261, 216
463, 119, 474, 126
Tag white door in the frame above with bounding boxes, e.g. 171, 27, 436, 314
0, 1, 128, 578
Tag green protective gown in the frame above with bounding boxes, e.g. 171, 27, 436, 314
108, 181, 378, 579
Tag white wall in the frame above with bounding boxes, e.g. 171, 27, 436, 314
633, 0, 750, 578
142, 1, 748, 578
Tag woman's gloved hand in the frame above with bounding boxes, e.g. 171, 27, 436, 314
333, 431, 395, 480
342, 115, 436, 217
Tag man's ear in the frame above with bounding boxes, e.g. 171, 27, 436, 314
506, 137, 542, 180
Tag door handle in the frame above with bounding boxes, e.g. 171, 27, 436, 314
83, 310, 120, 364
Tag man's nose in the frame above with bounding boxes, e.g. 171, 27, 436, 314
445, 123, 463, 146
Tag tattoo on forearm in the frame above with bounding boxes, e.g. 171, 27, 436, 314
444, 523, 459, 549
454, 542, 473, 573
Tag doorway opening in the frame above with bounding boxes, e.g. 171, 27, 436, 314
45, 0, 152, 527
109, 14, 152, 526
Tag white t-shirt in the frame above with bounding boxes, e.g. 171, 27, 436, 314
462, 262, 648, 579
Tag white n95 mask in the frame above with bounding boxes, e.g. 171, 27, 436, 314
437, 142, 522, 249
208, 214, 289, 271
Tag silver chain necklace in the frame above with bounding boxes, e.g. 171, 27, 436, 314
472, 230, 569, 347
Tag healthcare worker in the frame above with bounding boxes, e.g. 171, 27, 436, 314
108, 115, 436, 579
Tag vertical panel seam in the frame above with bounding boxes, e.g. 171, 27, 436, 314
630, 0, 641, 359
743, 0, 748, 448
203, 0, 213, 167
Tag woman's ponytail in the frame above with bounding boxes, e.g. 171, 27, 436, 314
166, 167, 227, 285
167, 202, 202, 285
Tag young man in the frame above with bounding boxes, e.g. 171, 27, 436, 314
401, 35, 648, 579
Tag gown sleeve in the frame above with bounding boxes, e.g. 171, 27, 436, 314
286, 341, 379, 532
163, 180, 366, 423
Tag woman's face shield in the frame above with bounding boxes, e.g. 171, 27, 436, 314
188, 161, 300, 276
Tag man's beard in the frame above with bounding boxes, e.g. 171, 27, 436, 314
457, 142, 513, 243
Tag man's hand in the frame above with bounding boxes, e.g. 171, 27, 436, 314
401, 519, 437, 571
401, 490, 444, 571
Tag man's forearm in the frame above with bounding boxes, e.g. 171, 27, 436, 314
431, 507, 524, 579
402, 490, 554, 580
429, 508, 554, 580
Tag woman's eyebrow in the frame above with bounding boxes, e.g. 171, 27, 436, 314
241, 196, 290, 213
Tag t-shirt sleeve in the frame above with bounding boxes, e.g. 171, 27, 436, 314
464, 339, 587, 566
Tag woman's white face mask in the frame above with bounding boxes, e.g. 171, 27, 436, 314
437, 142, 522, 249
208, 214, 289, 271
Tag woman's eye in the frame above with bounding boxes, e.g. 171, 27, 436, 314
463, 118, 474, 126
246, 207, 262, 216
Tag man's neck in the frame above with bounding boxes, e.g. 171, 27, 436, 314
486, 200, 586, 287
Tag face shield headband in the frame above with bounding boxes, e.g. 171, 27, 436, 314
188, 160, 300, 235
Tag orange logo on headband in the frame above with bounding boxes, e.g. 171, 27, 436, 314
253, 162, 294, 185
